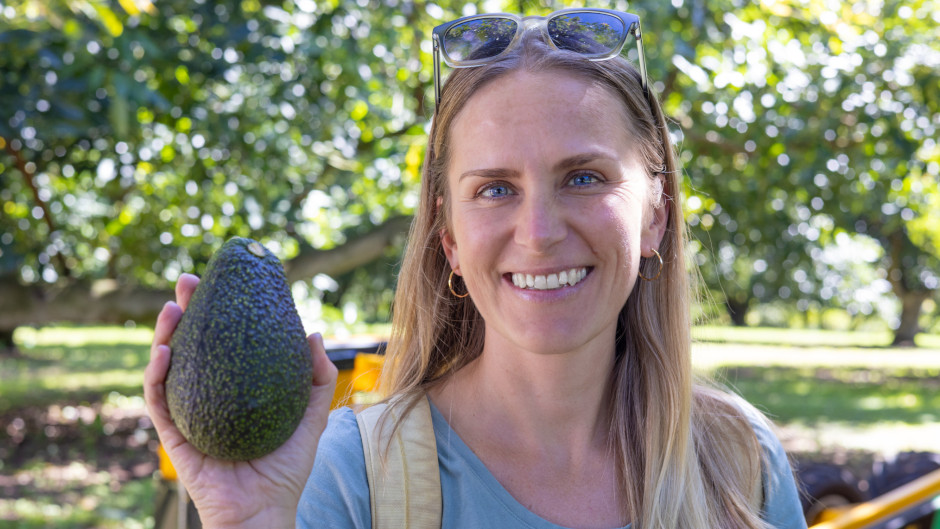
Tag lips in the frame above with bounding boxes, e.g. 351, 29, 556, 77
510, 267, 589, 290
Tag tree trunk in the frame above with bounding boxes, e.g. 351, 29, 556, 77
0, 328, 19, 358
725, 297, 749, 326
892, 291, 928, 347
881, 229, 933, 347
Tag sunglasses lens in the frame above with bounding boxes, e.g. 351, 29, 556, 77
443, 18, 518, 62
548, 12, 626, 56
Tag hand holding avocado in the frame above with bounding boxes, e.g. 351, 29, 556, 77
143, 239, 338, 528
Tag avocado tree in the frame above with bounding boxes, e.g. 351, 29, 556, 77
660, 0, 940, 342
0, 0, 473, 350
1, 0, 937, 350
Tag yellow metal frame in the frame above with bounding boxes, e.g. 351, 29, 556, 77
810, 468, 940, 529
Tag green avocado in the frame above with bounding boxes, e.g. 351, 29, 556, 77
166, 237, 312, 461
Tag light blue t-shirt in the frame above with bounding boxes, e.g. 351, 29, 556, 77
297, 398, 807, 528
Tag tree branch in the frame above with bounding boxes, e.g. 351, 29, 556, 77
283, 215, 413, 283
0, 215, 415, 331
3, 138, 71, 277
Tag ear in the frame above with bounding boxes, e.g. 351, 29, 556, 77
437, 196, 461, 273
641, 175, 669, 258
440, 227, 460, 274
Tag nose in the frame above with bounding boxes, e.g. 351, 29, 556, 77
513, 189, 567, 252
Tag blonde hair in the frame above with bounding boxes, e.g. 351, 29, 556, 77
380, 35, 769, 528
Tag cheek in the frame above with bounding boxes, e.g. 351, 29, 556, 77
586, 195, 645, 266
598, 191, 646, 237
448, 207, 502, 270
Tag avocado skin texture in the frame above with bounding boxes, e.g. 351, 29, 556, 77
166, 237, 312, 461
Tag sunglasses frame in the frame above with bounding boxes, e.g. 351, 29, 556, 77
431, 8, 649, 112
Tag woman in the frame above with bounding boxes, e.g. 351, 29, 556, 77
145, 9, 806, 529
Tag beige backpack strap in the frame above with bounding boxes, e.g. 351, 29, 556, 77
356, 396, 442, 529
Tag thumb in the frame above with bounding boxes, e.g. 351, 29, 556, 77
309, 333, 338, 390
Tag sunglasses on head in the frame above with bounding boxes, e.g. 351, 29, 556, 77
431, 8, 650, 113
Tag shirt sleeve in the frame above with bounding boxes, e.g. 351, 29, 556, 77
739, 401, 808, 529
296, 407, 371, 529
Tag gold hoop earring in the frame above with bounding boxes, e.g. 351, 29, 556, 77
638, 248, 663, 282
448, 270, 469, 298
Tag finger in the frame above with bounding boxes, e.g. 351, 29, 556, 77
143, 344, 183, 444
151, 301, 183, 353
144, 344, 205, 476
291, 333, 337, 437
175, 273, 200, 311
309, 333, 338, 388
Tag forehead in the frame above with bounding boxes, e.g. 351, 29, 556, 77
447, 70, 639, 167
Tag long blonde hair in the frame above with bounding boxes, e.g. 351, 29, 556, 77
380, 34, 768, 528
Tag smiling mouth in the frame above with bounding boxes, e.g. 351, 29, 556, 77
510, 267, 590, 291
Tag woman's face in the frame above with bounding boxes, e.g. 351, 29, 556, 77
441, 70, 667, 356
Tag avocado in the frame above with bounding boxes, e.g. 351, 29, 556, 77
166, 237, 312, 460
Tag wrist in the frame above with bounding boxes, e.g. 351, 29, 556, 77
202, 505, 297, 529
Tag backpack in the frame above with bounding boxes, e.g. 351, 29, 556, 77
356, 396, 443, 528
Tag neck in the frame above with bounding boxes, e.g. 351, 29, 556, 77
430, 325, 618, 458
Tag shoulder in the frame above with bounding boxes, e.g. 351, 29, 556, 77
725, 393, 786, 461
724, 394, 809, 529
693, 386, 786, 462
296, 407, 371, 529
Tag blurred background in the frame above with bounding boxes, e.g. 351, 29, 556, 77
0, 0, 938, 527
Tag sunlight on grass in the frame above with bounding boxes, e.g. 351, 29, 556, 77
693, 325, 896, 347
692, 342, 940, 369
715, 365, 940, 427
1, 327, 153, 412
779, 422, 940, 453
13, 326, 155, 348
0, 480, 155, 529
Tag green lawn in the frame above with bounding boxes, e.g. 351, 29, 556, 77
1, 324, 939, 527
1, 326, 153, 414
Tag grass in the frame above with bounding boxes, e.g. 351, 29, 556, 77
0, 342, 150, 415
0, 478, 155, 529
715, 365, 940, 425
2, 324, 939, 527
693, 325, 940, 349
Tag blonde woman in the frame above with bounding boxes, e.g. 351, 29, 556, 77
145, 9, 806, 528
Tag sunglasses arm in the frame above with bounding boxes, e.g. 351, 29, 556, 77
433, 35, 442, 114
632, 22, 651, 102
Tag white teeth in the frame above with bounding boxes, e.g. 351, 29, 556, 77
511, 268, 588, 290
546, 274, 560, 289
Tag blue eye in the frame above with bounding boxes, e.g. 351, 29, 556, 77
480, 183, 513, 198
570, 173, 600, 186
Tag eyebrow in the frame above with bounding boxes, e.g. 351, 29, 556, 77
554, 152, 618, 171
457, 152, 618, 182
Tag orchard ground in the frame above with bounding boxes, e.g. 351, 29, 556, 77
1, 325, 938, 527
